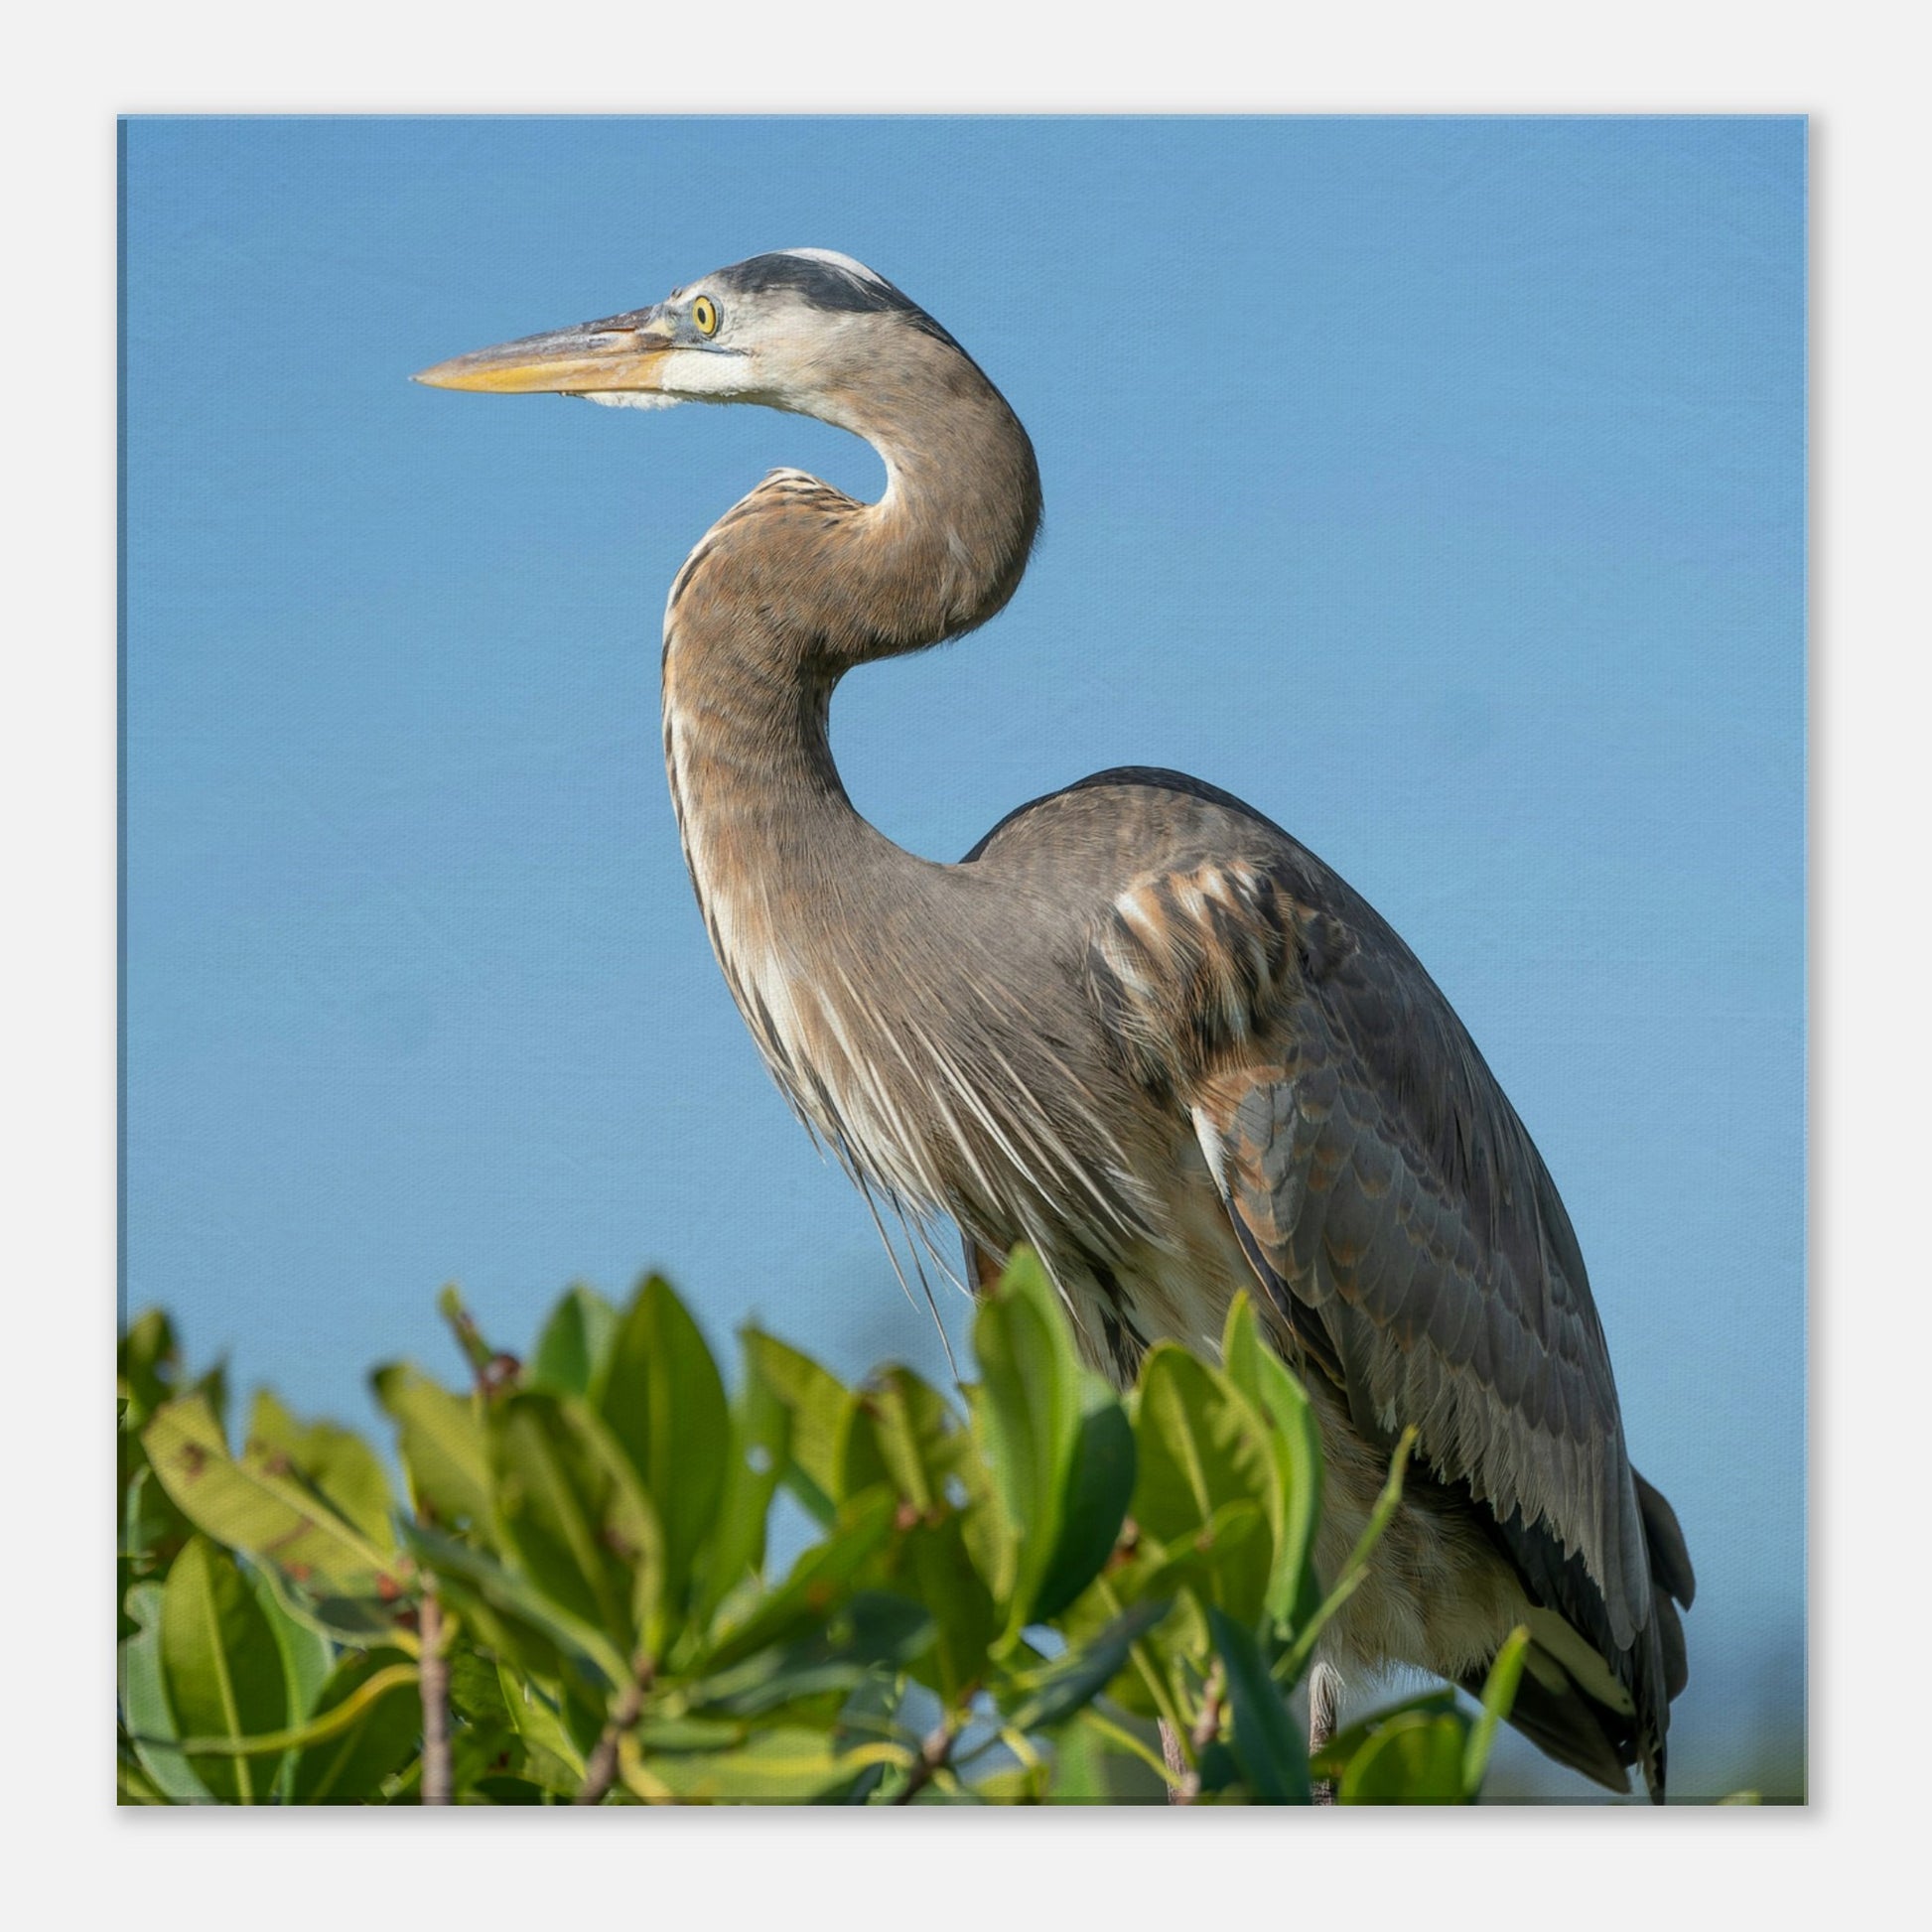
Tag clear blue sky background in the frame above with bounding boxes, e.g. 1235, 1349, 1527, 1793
122, 116, 1804, 1799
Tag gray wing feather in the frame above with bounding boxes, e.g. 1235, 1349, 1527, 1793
1191, 895, 1653, 1653
977, 766, 1689, 1791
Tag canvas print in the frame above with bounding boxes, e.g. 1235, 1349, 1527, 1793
118, 116, 1805, 1804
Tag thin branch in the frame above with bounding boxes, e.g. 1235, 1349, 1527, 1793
1168, 1662, 1224, 1805
1161, 1719, 1187, 1804
575, 1657, 656, 1805
418, 1588, 452, 1806
893, 1720, 958, 1805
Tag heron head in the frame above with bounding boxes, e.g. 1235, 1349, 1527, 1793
413, 248, 962, 430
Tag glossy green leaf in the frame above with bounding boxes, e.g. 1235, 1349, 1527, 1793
626, 1726, 905, 1803
1273, 1427, 1417, 1689
529, 1285, 621, 1400
1131, 1347, 1276, 1624
244, 1562, 334, 1796
119, 1582, 210, 1804
1003, 1597, 1172, 1734
121, 1458, 193, 1579
972, 1758, 1053, 1802
1462, 1625, 1530, 1797
489, 1390, 664, 1661
848, 1366, 963, 1514
404, 1521, 626, 1693
159, 1537, 292, 1803
371, 1362, 490, 1532
244, 1391, 397, 1554
116, 1739, 170, 1805
1220, 1296, 1323, 1631
693, 1370, 790, 1625
1033, 1394, 1135, 1622
1206, 1603, 1311, 1803
894, 1512, 1000, 1704
144, 1393, 400, 1600
494, 1662, 588, 1787
253, 1566, 409, 1649
839, 1365, 1000, 1696
117, 1309, 181, 1429
1311, 1686, 1460, 1781
694, 1592, 931, 1719
1047, 1712, 1116, 1801
288, 1647, 422, 1802
973, 1247, 1095, 1634
700, 1489, 898, 1674
742, 1331, 853, 1526
1339, 1710, 1469, 1803
599, 1278, 730, 1633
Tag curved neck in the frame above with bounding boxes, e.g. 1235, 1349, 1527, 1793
661, 339, 1040, 911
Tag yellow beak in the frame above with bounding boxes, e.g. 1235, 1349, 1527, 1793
413, 308, 677, 395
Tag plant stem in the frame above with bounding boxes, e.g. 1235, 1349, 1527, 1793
418, 1589, 451, 1806
894, 1719, 958, 1804
1169, 1662, 1224, 1805
575, 1657, 656, 1805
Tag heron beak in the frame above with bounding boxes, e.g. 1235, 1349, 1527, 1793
413, 308, 678, 395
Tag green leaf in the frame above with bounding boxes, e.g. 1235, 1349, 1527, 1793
692, 1367, 789, 1626
742, 1331, 853, 1527
119, 1582, 210, 1804
121, 1458, 192, 1578
973, 1247, 1106, 1636
598, 1278, 730, 1639
1338, 1710, 1469, 1803
1046, 1712, 1118, 1802
143, 1393, 401, 1601
693, 1592, 931, 1719
1130, 1346, 1276, 1625
371, 1363, 490, 1532
1311, 1686, 1460, 1781
700, 1489, 898, 1674
972, 1758, 1053, 1803
289, 1647, 422, 1802
1220, 1296, 1323, 1631
116, 1737, 170, 1805
118, 1309, 181, 1428
244, 1562, 334, 1797
1032, 1394, 1135, 1622
837, 1366, 1001, 1698
403, 1522, 625, 1693
489, 1391, 664, 1663
1206, 1603, 1311, 1803
627, 1726, 905, 1803
1003, 1597, 1172, 1733
1273, 1426, 1417, 1689
529, 1285, 621, 1400
243, 1391, 397, 1555
159, 1537, 293, 1803
892, 1511, 1000, 1705
849, 1366, 962, 1514
494, 1663, 588, 1785
1462, 1624, 1530, 1798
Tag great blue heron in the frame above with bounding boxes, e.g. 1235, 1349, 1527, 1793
417, 247, 1694, 1800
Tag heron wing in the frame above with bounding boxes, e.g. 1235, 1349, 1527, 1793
974, 765, 1686, 1790
1087, 847, 1655, 1661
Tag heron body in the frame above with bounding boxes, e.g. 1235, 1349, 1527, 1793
418, 248, 1694, 1799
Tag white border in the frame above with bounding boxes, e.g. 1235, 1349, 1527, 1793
13, 0, 1920, 1918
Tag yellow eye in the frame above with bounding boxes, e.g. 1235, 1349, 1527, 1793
692, 296, 719, 337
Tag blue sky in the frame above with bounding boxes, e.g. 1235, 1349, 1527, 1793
121, 116, 1804, 1798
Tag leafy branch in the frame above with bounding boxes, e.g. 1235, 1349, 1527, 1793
118, 1258, 1526, 1805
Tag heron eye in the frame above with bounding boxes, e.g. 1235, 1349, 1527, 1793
691, 296, 719, 338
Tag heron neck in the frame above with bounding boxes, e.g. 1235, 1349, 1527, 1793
661, 355, 1040, 922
